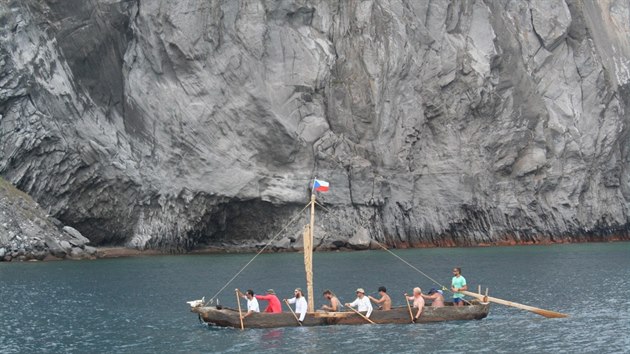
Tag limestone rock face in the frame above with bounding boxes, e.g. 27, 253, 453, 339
0, 0, 629, 252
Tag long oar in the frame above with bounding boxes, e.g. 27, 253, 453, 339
344, 305, 375, 324
404, 295, 414, 323
283, 299, 303, 326
235, 289, 244, 330
461, 290, 568, 318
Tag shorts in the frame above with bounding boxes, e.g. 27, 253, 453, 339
453, 297, 463, 304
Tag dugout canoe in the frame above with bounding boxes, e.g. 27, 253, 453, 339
192, 301, 490, 328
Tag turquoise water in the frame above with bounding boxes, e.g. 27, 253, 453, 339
1, 243, 629, 353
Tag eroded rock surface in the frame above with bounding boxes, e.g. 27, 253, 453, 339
0, 177, 94, 261
0, 0, 629, 253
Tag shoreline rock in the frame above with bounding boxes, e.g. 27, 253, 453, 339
0, 177, 97, 262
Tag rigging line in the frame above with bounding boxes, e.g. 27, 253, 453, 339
205, 201, 312, 305
371, 240, 447, 290
315, 201, 471, 302
371, 240, 473, 305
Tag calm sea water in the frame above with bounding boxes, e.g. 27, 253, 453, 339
1, 243, 629, 353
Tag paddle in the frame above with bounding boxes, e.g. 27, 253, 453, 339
344, 304, 376, 324
404, 295, 414, 323
283, 299, 303, 326
460, 290, 568, 318
235, 289, 244, 330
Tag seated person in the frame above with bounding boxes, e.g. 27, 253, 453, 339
368, 286, 392, 310
321, 289, 341, 312
421, 288, 445, 307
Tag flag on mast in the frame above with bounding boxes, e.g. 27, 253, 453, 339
313, 179, 329, 192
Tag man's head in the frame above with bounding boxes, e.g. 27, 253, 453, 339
294, 288, 303, 298
453, 267, 462, 276
266, 289, 275, 295
356, 288, 365, 298
323, 289, 333, 299
378, 286, 387, 294
246, 289, 254, 299
413, 287, 422, 296
427, 288, 437, 295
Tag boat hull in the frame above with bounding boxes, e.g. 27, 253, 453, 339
192, 302, 490, 328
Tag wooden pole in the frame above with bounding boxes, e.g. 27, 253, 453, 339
478, 285, 481, 294
304, 194, 316, 313
235, 289, 244, 330
404, 295, 414, 323
284, 299, 303, 326
461, 290, 568, 318
344, 304, 376, 324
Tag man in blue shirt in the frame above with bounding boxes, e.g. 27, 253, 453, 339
451, 267, 468, 307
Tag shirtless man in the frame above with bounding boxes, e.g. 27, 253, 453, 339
421, 288, 445, 307
405, 287, 425, 321
321, 289, 341, 312
368, 286, 392, 310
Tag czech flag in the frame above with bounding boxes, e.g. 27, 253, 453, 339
313, 179, 330, 192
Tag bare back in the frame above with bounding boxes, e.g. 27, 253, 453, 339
381, 293, 392, 310
331, 296, 341, 311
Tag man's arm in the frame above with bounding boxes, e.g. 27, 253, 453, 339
421, 293, 437, 300
368, 295, 384, 304
242, 310, 254, 318
415, 306, 422, 319
365, 300, 373, 318
460, 283, 468, 291
345, 299, 358, 307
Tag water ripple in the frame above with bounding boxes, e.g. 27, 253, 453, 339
1, 243, 628, 353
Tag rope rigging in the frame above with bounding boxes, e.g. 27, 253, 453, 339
207, 198, 470, 305
315, 200, 471, 302
204, 201, 311, 305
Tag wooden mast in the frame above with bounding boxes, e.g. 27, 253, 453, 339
304, 193, 316, 312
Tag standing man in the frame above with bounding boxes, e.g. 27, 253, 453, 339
321, 290, 341, 312
255, 289, 282, 313
368, 286, 392, 310
405, 287, 425, 320
345, 288, 373, 318
285, 288, 308, 323
237, 289, 260, 319
451, 267, 468, 307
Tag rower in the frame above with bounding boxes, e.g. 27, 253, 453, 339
368, 286, 392, 310
321, 289, 341, 312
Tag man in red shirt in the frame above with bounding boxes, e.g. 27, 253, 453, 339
255, 289, 282, 313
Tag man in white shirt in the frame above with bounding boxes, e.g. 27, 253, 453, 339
345, 288, 373, 318
237, 289, 260, 319
285, 288, 308, 323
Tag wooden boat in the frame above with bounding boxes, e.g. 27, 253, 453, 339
191, 192, 493, 328
193, 301, 490, 328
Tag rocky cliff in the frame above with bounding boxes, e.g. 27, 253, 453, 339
1, 0, 629, 255
0, 177, 96, 261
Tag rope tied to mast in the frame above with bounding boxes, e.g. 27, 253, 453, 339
315, 200, 473, 304
204, 201, 311, 306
